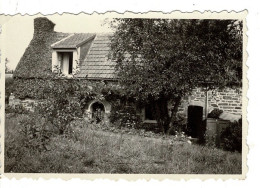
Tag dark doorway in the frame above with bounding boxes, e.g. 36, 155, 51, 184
187, 105, 203, 138
91, 102, 105, 123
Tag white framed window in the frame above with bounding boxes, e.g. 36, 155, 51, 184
52, 49, 78, 76
58, 52, 73, 75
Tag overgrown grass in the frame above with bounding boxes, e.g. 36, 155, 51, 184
5, 114, 242, 174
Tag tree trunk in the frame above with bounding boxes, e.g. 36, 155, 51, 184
153, 98, 170, 133
168, 96, 182, 129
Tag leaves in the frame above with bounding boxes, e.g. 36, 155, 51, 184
109, 19, 242, 101
109, 18, 242, 131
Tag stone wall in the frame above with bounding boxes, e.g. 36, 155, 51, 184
8, 94, 112, 123
178, 87, 242, 118
8, 87, 242, 121
8, 93, 38, 112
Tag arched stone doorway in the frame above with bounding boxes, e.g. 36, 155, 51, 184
84, 100, 111, 123
91, 101, 105, 123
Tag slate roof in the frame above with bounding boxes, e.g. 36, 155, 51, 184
51, 33, 96, 49
76, 34, 116, 79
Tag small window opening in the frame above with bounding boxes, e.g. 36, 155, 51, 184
145, 104, 156, 120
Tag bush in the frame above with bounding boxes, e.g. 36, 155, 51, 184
37, 97, 83, 134
18, 113, 53, 151
208, 109, 223, 119
168, 113, 187, 135
109, 101, 142, 129
5, 77, 14, 104
220, 118, 242, 152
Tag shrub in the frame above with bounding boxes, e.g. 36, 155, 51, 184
109, 101, 142, 129
37, 97, 83, 134
204, 131, 217, 147
5, 77, 14, 104
208, 108, 223, 119
18, 113, 53, 151
220, 118, 242, 152
168, 113, 187, 135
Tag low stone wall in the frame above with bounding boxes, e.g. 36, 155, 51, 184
8, 93, 38, 111
178, 87, 242, 118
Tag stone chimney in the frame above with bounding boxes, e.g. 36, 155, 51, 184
34, 17, 55, 35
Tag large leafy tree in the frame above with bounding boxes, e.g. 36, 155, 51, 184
109, 19, 243, 132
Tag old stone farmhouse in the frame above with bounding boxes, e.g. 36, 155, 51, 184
11, 17, 242, 125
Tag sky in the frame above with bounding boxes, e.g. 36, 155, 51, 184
1, 14, 113, 70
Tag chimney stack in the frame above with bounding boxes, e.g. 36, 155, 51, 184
34, 17, 55, 35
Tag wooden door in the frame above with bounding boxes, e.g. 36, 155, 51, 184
187, 105, 203, 138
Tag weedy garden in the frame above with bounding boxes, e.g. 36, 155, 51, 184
5, 112, 242, 174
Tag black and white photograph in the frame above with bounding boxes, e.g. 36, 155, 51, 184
2, 13, 246, 176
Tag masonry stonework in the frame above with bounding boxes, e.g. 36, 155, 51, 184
178, 87, 242, 118
9, 93, 38, 112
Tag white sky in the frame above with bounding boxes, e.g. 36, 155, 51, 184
1, 14, 113, 70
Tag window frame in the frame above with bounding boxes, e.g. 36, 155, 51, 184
54, 49, 75, 76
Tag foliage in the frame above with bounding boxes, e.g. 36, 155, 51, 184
109, 100, 142, 129
220, 118, 242, 152
167, 113, 187, 135
36, 97, 83, 134
33, 79, 93, 134
5, 114, 242, 174
12, 78, 122, 103
13, 78, 88, 100
11, 77, 130, 134
101, 82, 127, 102
205, 131, 218, 148
109, 18, 242, 132
4, 113, 53, 172
5, 77, 14, 104
12, 78, 95, 134
208, 109, 224, 119
18, 113, 53, 151
5, 104, 30, 115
